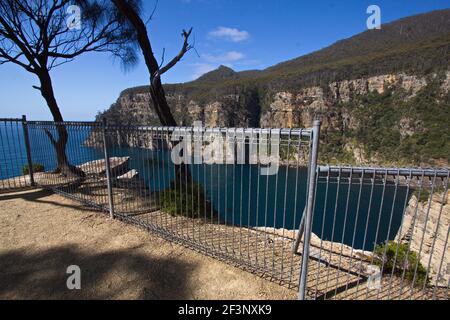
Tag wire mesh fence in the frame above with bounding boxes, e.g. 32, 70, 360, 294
7, 119, 315, 289
0, 117, 448, 300
0, 117, 34, 191
96, 123, 315, 289
306, 166, 449, 300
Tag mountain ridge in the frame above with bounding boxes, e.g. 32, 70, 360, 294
96, 9, 450, 166
117, 9, 449, 97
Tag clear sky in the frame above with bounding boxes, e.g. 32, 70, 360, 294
0, 0, 449, 120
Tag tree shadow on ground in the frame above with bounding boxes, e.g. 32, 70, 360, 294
0, 245, 196, 299
0, 189, 102, 213
0, 188, 53, 201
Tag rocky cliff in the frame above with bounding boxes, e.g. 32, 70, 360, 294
93, 9, 450, 166
94, 70, 449, 166
98, 71, 441, 127
395, 192, 450, 287
260, 72, 431, 129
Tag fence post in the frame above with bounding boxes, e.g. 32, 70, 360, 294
298, 120, 321, 300
102, 118, 115, 219
292, 207, 305, 253
21, 115, 35, 187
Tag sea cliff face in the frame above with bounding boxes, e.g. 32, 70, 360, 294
260, 72, 434, 130
98, 90, 261, 128
92, 70, 449, 167
98, 72, 436, 129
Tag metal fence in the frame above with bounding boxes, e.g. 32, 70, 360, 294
0, 117, 34, 190
0, 117, 448, 300
1, 118, 316, 291
304, 166, 449, 300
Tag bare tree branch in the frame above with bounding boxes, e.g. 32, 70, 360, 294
112, 0, 194, 182
152, 28, 192, 82
145, 0, 159, 25
159, 47, 165, 68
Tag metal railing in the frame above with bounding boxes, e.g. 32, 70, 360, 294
0, 117, 448, 300
0, 117, 35, 190
304, 165, 449, 300
2, 118, 316, 291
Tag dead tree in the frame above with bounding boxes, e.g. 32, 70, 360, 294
112, 0, 194, 182
0, 0, 136, 176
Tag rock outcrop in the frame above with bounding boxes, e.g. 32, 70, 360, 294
395, 193, 450, 287
77, 157, 130, 177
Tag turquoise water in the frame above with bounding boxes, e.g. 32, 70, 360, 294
1, 124, 409, 251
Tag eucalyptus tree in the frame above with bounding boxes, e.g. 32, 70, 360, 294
0, 0, 136, 176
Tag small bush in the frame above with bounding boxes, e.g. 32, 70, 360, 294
413, 188, 430, 203
415, 186, 445, 204
374, 241, 428, 287
160, 182, 207, 218
22, 163, 45, 175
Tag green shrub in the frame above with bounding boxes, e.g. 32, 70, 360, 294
414, 186, 445, 203
160, 182, 207, 218
374, 241, 429, 287
415, 189, 430, 203
22, 163, 45, 175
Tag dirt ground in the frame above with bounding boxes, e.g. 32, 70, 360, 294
0, 188, 296, 300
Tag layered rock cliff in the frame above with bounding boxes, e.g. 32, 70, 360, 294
98, 72, 437, 128
94, 70, 449, 166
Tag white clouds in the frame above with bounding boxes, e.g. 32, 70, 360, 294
208, 26, 250, 42
189, 26, 251, 80
203, 51, 245, 63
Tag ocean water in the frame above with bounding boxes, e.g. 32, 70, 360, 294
0, 123, 408, 251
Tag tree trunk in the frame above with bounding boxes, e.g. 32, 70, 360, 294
150, 77, 191, 184
112, 0, 192, 184
148, 76, 194, 185
37, 69, 84, 177
149, 77, 177, 126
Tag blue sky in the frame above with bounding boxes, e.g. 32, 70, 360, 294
0, 0, 449, 120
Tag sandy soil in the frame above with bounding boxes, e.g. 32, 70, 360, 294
0, 189, 296, 300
